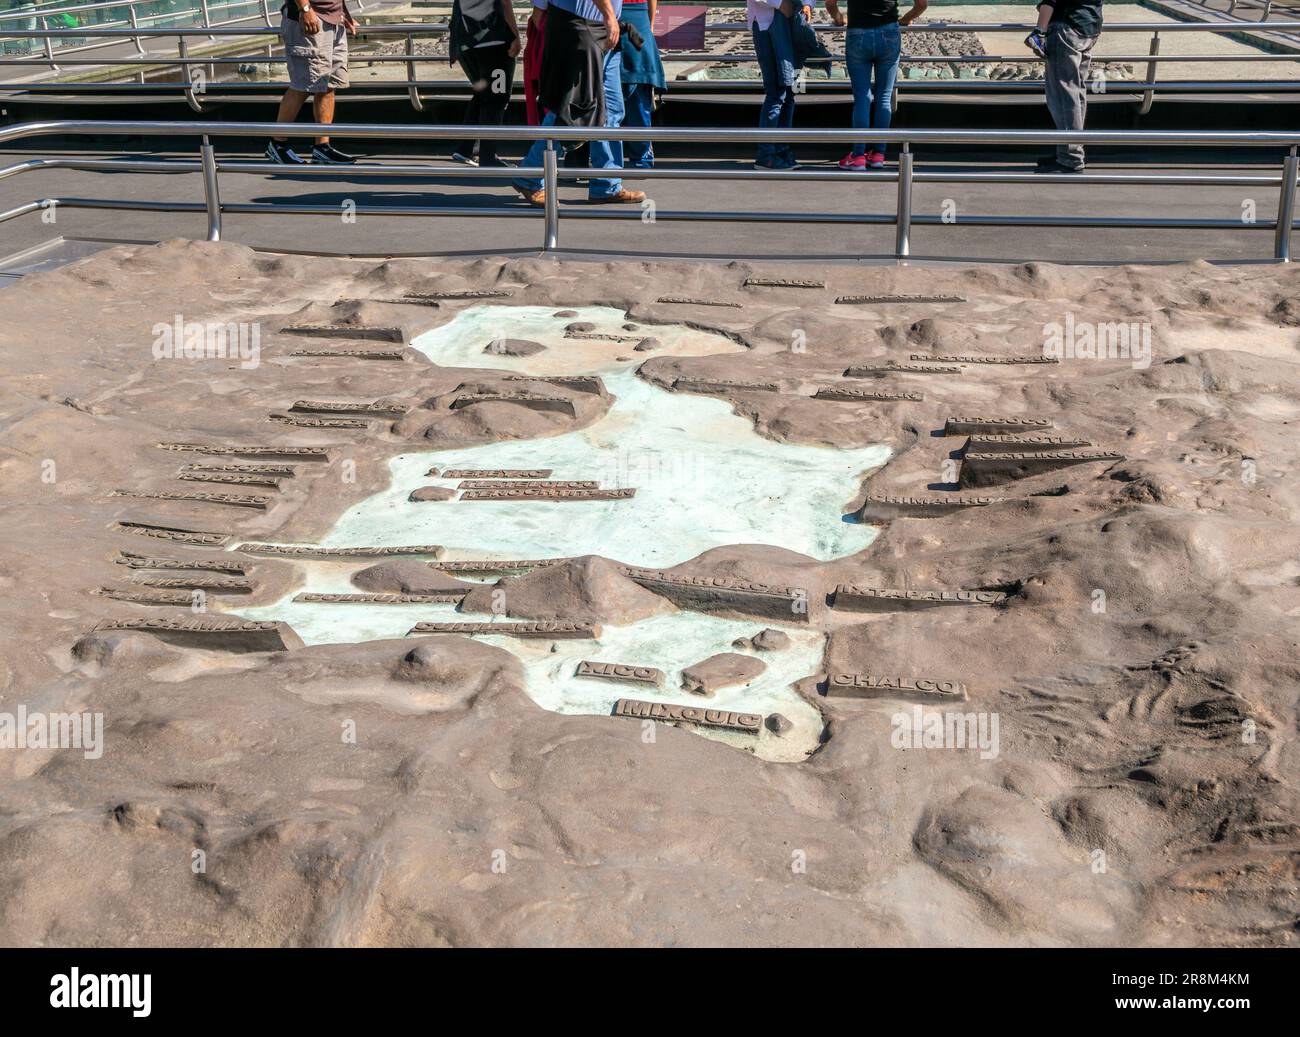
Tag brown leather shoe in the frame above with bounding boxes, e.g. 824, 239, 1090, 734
589, 189, 646, 204
513, 185, 546, 207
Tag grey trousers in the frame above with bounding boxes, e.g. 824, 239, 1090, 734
1044, 24, 1098, 170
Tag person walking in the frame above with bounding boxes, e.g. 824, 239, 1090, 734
826, 0, 925, 170
1025, 0, 1103, 173
619, 0, 665, 169
749, 0, 812, 171
266, 0, 358, 164
511, 0, 646, 206
449, 0, 523, 167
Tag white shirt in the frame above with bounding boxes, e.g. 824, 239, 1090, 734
747, 0, 798, 33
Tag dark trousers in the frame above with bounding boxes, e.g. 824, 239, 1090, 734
1044, 24, 1097, 170
457, 43, 516, 165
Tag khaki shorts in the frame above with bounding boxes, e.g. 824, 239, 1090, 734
282, 15, 348, 93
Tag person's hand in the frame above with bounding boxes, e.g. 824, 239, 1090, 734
301, 6, 322, 34
604, 14, 620, 49
801, 4, 813, 20
344, 15, 358, 35
508, 34, 522, 58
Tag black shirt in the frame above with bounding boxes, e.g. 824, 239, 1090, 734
449, 0, 514, 61
846, 0, 899, 30
1042, 0, 1103, 39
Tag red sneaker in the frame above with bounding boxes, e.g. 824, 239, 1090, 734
867, 151, 886, 169
838, 152, 867, 171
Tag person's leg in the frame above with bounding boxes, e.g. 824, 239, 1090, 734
871, 24, 902, 156
515, 11, 564, 195
1076, 33, 1097, 167
513, 110, 557, 194
1044, 25, 1091, 170
312, 22, 348, 147
588, 47, 625, 199
844, 29, 871, 158
470, 45, 515, 165
509, 111, 556, 194
622, 83, 654, 169
769, 11, 798, 163
457, 48, 486, 160
311, 89, 335, 145
752, 20, 782, 164
275, 89, 309, 139
275, 14, 311, 145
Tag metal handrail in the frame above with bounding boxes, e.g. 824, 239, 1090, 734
6, 51, 1300, 64
2, 19, 1297, 109
7, 17, 1300, 30
0, 119, 1296, 261
0, 0, 261, 20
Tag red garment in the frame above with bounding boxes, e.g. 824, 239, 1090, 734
523, 9, 547, 125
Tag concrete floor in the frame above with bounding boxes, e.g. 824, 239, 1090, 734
0, 146, 1292, 265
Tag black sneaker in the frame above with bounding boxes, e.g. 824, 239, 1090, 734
311, 143, 357, 165
1035, 160, 1084, 175
266, 140, 306, 165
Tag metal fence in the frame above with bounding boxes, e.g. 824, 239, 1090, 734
1, 119, 1297, 261
1, 19, 1299, 113
0, 0, 278, 62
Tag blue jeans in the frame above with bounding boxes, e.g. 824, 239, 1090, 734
845, 24, 901, 157
753, 14, 798, 163
514, 45, 624, 198
623, 82, 654, 169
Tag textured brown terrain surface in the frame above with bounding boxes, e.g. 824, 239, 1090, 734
0, 241, 1296, 946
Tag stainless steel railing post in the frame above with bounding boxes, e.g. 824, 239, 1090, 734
1275, 146, 1298, 262
201, 136, 222, 242
179, 37, 203, 111
1139, 31, 1160, 115
406, 33, 424, 112
895, 142, 913, 261
127, 5, 146, 57
543, 142, 559, 251
40, 18, 59, 74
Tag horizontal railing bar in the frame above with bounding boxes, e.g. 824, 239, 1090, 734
0, 156, 205, 178
6, 79, 1300, 95
0, 199, 44, 223
631, 52, 1300, 62
6, 51, 1300, 65
0, 0, 270, 20
4, 19, 1300, 33
5, 120, 1300, 147
911, 171, 1286, 186
3, 196, 1291, 233
684, 19, 1300, 33
214, 159, 543, 176
2, 155, 1289, 192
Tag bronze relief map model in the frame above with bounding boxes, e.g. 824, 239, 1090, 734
0, 242, 1296, 949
